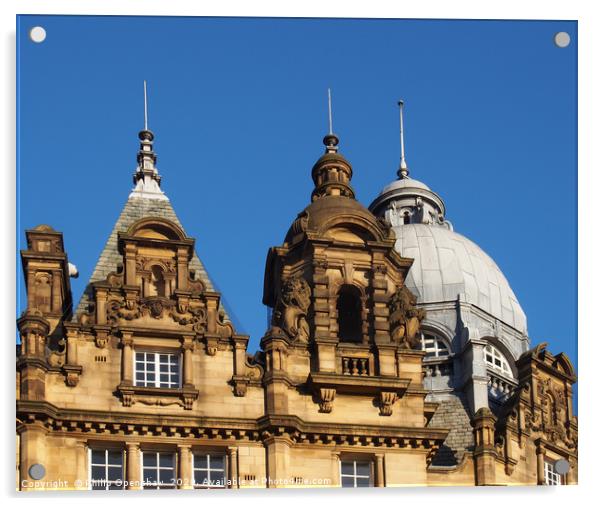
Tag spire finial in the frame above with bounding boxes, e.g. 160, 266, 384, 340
143, 80, 149, 131
323, 88, 339, 153
328, 88, 333, 135
397, 99, 409, 179
129, 81, 167, 201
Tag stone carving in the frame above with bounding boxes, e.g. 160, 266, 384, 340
289, 211, 309, 237
318, 388, 336, 413
106, 296, 208, 334
135, 257, 176, 274
388, 285, 426, 348
47, 337, 66, 367
272, 276, 311, 343
378, 391, 399, 416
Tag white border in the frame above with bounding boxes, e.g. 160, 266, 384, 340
3, 2, 599, 506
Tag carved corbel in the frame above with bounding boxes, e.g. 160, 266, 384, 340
205, 335, 218, 356
378, 391, 398, 416
318, 388, 336, 413
63, 365, 83, 387
94, 327, 110, 349
232, 375, 250, 397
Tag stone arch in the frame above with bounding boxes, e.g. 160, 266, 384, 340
127, 217, 186, 241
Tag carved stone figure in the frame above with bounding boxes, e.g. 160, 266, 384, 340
388, 285, 426, 348
272, 276, 311, 343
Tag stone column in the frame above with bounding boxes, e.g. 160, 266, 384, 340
536, 445, 546, 485
330, 451, 340, 487
264, 436, 291, 488
66, 329, 78, 366
95, 288, 108, 325
124, 243, 137, 287
121, 332, 134, 386
126, 442, 141, 490
177, 445, 193, 490
464, 339, 490, 415
74, 440, 89, 490
176, 247, 189, 291
472, 407, 497, 485
374, 454, 385, 487
18, 422, 47, 491
227, 447, 239, 489
181, 337, 194, 388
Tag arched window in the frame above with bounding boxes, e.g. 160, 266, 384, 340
418, 332, 450, 358
149, 265, 167, 297
337, 285, 363, 343
484, 344, 512, 376
403, 212, 411, 224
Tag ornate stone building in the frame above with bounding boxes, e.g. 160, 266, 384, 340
16, 110, 577, 490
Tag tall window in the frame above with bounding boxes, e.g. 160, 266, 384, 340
340, 460, 372, 488
484, 344, 512, 376
337, 285, 363, 343
193, 454, 226, 489
89, 449, 124, 490
135, 352, 180, 389
142, 451, 176, 489
419, 333, 450, 358
544, 460, 564, 486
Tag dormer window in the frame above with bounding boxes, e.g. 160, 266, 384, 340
337, 285, 363, 343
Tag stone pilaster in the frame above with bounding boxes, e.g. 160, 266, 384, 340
126, 442, 141, 490
472, 407, 497, 485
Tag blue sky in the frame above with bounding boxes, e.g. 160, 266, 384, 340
17, 16, 577, 370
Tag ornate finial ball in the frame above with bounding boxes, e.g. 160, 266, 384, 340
139, 130, 154, 142
323, 133, 339, 148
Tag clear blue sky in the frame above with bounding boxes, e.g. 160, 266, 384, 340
17, 16, 577, 371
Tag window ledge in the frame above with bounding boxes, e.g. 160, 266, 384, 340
116, 383, 198, 409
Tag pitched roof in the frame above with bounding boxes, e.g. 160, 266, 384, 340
73, 194, 232, 323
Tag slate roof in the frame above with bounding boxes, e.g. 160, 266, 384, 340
73, 195, 231, 323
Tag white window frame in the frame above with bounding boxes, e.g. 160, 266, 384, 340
339, 459, 373, 488
141, 450, 177, 489
544, 460, 564, 486
419, 332, 450, 359
134, 351, 181, 389
192, 453, 227, 489
88, 448, 125, 490
484, 344, 512, 377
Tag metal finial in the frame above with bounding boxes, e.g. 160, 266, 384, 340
398, 99, 409, 178
143, 80, 149, 131
328, 88, 333, 135
322, 88, 339, 153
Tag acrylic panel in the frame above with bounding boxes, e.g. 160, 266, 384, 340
16, 15, 577, 490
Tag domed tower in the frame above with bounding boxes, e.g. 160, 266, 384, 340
260, 119, 449, 483
369, 101, 530, 465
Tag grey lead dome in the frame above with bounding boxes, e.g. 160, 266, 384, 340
393, 223, 527, 334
